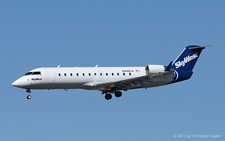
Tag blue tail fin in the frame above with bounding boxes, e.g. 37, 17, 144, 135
171, 45, 205, 71
170, 45, 209, 82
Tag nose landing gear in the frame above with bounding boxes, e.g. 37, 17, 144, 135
27, 95, 32, 99
26, 89, 32, 100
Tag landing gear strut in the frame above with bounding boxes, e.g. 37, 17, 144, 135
26, 89, 32, 100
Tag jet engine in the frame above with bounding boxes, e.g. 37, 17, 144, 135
145, 65, 165, 74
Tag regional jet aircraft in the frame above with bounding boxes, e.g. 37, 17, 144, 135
12, 45, 213, 100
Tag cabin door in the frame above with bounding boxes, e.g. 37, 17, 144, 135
46, 68, 56, 84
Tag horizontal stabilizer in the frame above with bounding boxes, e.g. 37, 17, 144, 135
189, 44, 216, 50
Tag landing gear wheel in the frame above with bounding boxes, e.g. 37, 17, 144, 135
26, 89, 31, 100
115, 91, 122, 98
105, 94, 112, 100
27, 95, 32, 100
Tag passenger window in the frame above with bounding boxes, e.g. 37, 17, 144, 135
58, 73, 61, 76
83, 73, 85, 76
123, 73, 125, 76
76, 73, 79, 76
64, 73, 66, 76
89, 73, 91, 76
94, 73, 97, 76
106, 73, 108, 76
70, 73, 72, 76
129, 73, 131, 76
100, 73, 102, 76
112, 73, 114, 76
117, 73, 119, 76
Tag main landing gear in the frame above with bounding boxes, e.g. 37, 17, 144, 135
115, 91, 122, 98
105, 94, 112, 100
103, 91, 123, 100
26, 89, 32, 100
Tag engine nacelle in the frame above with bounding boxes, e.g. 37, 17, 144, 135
145, 65, 165, 74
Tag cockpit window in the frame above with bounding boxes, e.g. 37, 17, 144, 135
25, 72, 32, 75
32, 71, 41, 75
24, 71, 41, 75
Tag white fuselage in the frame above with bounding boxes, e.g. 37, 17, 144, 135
12, 66, 174, 91
11, 45, 210, 100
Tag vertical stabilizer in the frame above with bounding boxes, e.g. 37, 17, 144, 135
171, 45, 213, 82
171, 45, 205, 71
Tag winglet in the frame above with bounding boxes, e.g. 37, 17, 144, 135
165, 61, 173, 71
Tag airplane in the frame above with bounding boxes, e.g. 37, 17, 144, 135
12, 45, 213, 100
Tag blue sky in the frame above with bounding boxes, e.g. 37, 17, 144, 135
1, 0, 224, 140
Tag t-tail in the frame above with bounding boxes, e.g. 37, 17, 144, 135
169, 45, 214, 82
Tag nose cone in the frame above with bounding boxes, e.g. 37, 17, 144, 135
12, 77, 31, 89
12, 79, 20, 87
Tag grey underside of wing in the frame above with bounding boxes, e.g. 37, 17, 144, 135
83, 71, 175, 91
114, 71, 175, 91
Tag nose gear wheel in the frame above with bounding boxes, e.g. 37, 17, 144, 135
26, 89, 32, 100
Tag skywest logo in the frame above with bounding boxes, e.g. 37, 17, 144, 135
175, 53, 198, 68
31, 78, 42, 81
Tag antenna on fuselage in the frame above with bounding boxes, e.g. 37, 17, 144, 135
57, 65, 60, 68
95, 64, 98, 67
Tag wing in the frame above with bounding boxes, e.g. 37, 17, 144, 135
83, 71, 175, 91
